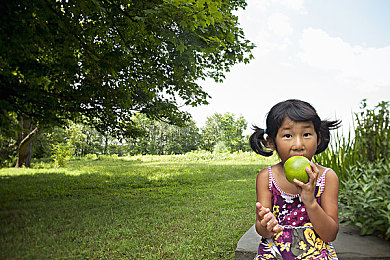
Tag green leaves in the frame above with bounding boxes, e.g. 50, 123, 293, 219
315, 100, 389, 179
339, 161, 390, 239
200, 112, 248, 152
354, 100, 389, 162
0, 0, 254, 140
314, 100, 390, 239
128, 113, 201, 155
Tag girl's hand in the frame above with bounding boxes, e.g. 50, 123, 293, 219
256, 202, 284, 235
293, 161, 319, 208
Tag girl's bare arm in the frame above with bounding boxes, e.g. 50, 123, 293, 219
256, 168, 283, 238
295, 164, 339, 242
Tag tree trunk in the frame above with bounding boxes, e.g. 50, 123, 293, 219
15, 119, 42, 168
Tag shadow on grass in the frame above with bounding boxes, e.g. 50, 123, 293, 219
0, 159, 266, 259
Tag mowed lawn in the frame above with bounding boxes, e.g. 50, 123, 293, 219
0, 153, 277, 259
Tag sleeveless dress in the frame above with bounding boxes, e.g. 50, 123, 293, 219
255, 166, 338, 260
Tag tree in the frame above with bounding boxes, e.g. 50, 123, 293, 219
0, 0, 254, 167
163, 119, 201, 154
201, 112, 248, 152
128, 113, 200, 155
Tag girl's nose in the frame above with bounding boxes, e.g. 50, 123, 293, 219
293, 136, 304, 150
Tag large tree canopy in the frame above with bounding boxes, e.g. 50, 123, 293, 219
1, 0, 253, 131
0, 0, 254, 166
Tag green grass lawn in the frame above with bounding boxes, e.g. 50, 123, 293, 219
0, 152, 277, 259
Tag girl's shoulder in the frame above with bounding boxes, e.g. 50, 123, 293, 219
256, 164, 278, 190
257, 163, 283, 178
316, 165, 339, 185
257, 166, 270, 182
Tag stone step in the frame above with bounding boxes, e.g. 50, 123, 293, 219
235, 224, 390, 260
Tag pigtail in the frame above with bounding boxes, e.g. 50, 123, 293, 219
316, 120, 342, 154
249, 126, 273, 156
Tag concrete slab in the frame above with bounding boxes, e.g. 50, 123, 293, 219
235, 224, 390, 260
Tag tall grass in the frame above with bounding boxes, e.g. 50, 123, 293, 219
354, 100, 389, 162
314, 129, 354, 184
315, 100, 389, 180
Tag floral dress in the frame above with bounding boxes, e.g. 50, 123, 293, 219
255, 167, 338, 260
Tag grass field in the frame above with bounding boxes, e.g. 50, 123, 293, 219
0, 152, 277, 259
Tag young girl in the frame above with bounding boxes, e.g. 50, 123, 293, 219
250, 99, 341, 260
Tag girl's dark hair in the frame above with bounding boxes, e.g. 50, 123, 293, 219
249, 99, 341, 156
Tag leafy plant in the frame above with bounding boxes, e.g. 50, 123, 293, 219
354, 100, 389, 162
214, 141, 230, 153
314, 129, 354, 181
315, 100, 389, 238
51, 142, 74, 167
339, 161, 390, 239
315, 100, 389, 181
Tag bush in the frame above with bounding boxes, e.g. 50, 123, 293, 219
214, 141, 230, 153
315, 100, 389, 180
0, 135, 17, 168
84, 154, 98, 160
339, 160, 390, 239
31, 160, 55, 169
354, 100, 389, 162
97, 154, 118, 160
126, 150, 278, 165
314, 100, 389, 239
51, 142, 74, 167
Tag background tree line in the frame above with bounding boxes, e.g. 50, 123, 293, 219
0, 112, 250, 167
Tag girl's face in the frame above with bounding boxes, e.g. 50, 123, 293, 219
268, 117, 319, 164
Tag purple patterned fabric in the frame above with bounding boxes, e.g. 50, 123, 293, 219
255, 167, 338, 260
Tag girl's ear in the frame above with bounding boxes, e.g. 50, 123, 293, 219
267, 136, 276, 151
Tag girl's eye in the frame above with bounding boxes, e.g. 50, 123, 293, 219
284, 134, 292, 138
304, 133, 312, 137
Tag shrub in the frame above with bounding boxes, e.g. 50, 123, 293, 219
30, 157, 55, 169
354, 100, 389, 162
84, 154, 98, 160
314, 100, 389, 239
339, 160, 390, 239
97, 154, 119, 160
315, 100, 389, 181
214, 141, 230, 153
51, 142, 74, 167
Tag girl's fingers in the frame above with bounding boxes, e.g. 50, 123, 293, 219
258, 206, 270, 219
305, 166, 315, 182
256, 202, 283, 234
309, 162, 319, 180
266, 220, 275, 231
293, 178, 304, 187
265, 216, 275, 231
273, 224, 284, 233
258, 210, 283, 233
256, 202, 267, 212
293, 179, 304, 194
256, 204, 280, 232
261, 212, 273, 227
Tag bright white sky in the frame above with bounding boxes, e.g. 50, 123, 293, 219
185, 0, 390, 135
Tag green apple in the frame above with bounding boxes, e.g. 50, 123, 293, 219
284, 156, 310, 184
